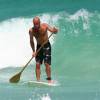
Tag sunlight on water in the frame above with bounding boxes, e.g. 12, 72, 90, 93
29, 93, 51, 100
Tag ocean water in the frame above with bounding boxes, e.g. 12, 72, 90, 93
0, 0, 100, 100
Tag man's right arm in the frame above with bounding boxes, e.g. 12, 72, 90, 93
29, 29, 35, 52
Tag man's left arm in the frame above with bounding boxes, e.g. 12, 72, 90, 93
46, 24, 58, 34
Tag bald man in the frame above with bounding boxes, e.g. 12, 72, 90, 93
29, 16, 58, 83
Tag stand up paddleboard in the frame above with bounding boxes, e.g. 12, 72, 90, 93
22, 80, 59, 87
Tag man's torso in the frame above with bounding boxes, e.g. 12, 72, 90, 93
32, 23, 48, 45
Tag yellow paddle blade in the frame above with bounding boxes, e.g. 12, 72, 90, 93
9, 72, 22, 83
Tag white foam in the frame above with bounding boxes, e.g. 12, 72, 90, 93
29, 93, 52, 100
41, 94, 51, 100
69, 9, 90, 30
0, 14, 59, 69
69, 9, 89, 20
0, 18, 32, 68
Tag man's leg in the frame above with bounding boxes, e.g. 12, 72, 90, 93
36, 63, 41, 81
45, 63, 51, 82
43, 41, 52, 82
35, 45, 43, 81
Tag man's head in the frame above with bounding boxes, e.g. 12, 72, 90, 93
33, 17, 40, 29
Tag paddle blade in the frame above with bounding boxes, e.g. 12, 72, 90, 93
9, 72, 22, 83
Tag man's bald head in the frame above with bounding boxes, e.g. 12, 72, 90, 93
33, 17, 40, 29
33, 17, 40, 23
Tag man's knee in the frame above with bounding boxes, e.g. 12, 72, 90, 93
36, 63, 41, 69
44, 63, 51, 68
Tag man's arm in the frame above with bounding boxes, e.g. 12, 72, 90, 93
46, 24, 58, 34
29, 29, 35, 52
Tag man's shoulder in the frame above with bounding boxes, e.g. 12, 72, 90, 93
41, 23, 48, 27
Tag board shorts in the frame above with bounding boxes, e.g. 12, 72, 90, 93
35, 41, 51, 65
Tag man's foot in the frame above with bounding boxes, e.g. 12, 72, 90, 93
37, 79, 40, 82
48, 80, 55, 84
46, 77, 52, 83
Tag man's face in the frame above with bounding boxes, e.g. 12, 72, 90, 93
33, 20, 40, 29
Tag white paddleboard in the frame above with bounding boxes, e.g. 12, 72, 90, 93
22, 80, 59, 86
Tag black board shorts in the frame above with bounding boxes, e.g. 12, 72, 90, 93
35, 41, 51, 65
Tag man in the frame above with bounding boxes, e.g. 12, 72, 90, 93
29, 16, 58, 83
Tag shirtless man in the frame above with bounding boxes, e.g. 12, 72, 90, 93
29, 16, 58, 82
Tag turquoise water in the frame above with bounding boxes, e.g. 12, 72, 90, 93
0, 0, 100, 100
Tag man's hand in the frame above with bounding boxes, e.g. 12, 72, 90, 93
32, 52, 36, 57
53, 27, 58, 34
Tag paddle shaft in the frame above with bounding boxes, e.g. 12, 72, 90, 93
20, 33, 54, 73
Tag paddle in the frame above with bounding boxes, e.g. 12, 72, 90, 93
9, 33, 54, 83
